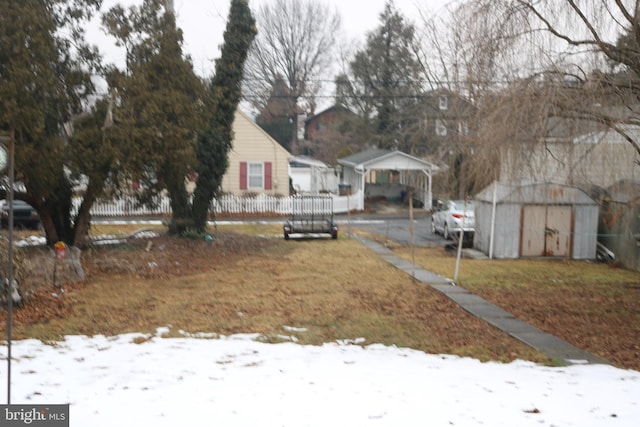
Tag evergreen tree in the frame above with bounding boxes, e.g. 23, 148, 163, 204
0, 0, 103, 246
343, 1, 424, 151
255, 77, 296, 151
103, 0, 206, 234
191, 0, 256, 232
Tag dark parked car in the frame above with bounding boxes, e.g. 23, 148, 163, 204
1, 200, 41, 229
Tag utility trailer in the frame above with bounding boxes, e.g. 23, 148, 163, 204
283, 196, 338, 240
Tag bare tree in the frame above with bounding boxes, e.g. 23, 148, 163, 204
243, 0, 341, 152
495, 0, 640, 158
413, 0, 640, 198
413, 1, 528, 196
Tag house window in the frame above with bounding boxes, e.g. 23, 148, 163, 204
240, 161, 273, 191
439, 95, 448, 110
248, 162, 264, 189
436, 119, 447, 136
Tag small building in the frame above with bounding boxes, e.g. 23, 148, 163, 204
338, 149, 438, 210
289, 156, 338, 194
474, 181, 599, 259
304, 105, 355, 142
301, 105, 359, 164
599, 180, 640, 271
221, 110, 291, 196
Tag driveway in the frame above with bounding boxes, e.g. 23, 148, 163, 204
336, 201, 448, 247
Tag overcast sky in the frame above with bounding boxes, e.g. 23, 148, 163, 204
88, 0, 455, 76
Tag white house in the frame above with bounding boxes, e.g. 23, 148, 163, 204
501, 125, 640, 189
289, 155, 339, 194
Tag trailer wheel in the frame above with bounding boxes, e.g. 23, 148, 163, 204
331, 231, 338, 240
284, 232, 290, 240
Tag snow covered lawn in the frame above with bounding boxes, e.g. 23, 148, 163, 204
1, 327, 638, 426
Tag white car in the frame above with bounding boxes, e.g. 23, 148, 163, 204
431, 200, 475, 240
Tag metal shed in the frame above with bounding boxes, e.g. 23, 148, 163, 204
338, 149, 438, 210
474, 181, 599, 259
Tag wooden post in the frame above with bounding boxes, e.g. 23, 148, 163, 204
409, 191, 415, 281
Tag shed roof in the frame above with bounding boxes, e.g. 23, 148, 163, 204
476, 181, 597, 205
338, 149, 437, 172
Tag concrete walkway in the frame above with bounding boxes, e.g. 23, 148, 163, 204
354, 235, 608, 366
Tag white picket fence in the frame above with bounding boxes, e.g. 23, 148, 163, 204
72, 191, 363, 217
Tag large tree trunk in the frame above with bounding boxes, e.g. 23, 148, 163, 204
71, 195, 95, 248
192, 133, 227, 232
32, 173, 74, 247
166, 164, 194, 235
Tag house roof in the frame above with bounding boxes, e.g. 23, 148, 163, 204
339, 148, 391, 166
289, 155, 329, 169
338, 148, 438, 172
572, 124, 640, 144
304, 105, 354, 124
476, 181, 597, 205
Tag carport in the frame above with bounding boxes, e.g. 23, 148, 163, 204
338, 149, 438, 210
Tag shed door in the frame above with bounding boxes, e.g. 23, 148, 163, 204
521, 205, 572, 257
545, 206, 571, 256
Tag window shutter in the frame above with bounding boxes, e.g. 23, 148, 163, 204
264, 162, 272, 190
240, 162, 247, 190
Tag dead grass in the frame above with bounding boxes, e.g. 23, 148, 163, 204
390, 243, 640, 370
1, 226, 548, 365
3, 224, 639, 369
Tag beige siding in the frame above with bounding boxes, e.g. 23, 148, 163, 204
502, 138, 640, 188
222, 110, 291, 196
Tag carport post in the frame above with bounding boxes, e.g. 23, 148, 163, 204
422, 169, 433, 210
355, 166, 367, 211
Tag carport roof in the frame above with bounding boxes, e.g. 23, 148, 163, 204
338, 148, 437, 172
476, 181, 597, 205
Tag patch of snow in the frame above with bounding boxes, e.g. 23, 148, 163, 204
337, 337, 367, 346
15, 236, 47, 247
274, 335, 299, 343
283, 325, 308, 333
12, 229, 160, 248
0, 332, 638, 426
133, 231, 160, 239
93, 238, 127, 246
179, 331, 219, 339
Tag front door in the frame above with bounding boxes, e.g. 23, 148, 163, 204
521, 205, 572, 257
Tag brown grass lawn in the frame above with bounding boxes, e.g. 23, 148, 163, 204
2, 224, 638, 370
390, 242, 640, 370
